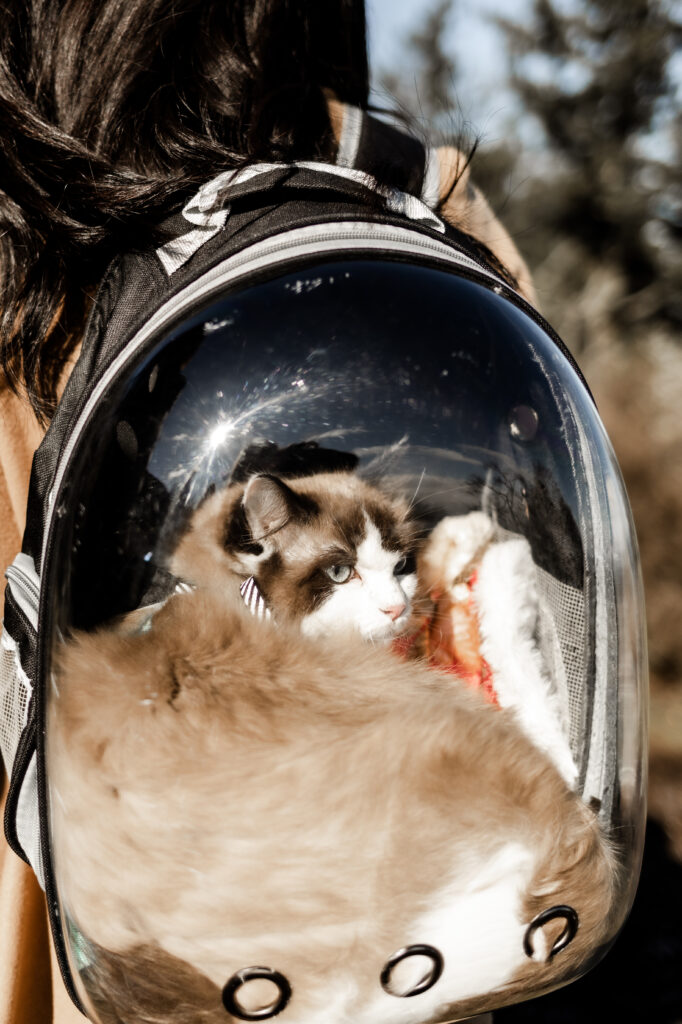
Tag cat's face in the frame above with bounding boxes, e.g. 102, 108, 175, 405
172, 472, 419, 644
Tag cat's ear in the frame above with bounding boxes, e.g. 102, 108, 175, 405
242, 475, 315, 541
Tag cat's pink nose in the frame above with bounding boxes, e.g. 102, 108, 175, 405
382, 603, 406, 622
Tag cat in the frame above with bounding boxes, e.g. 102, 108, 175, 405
157, 467, 575, 789
169, 470, 421, 644
48, 468, 616, 1024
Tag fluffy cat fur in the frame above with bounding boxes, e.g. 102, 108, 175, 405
50, 594, 615, 1023
417, 512, 578, 787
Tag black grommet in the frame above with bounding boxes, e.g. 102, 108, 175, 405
380, 944, 444, 998
222, 966, 291, 1020
524, 905, 579, 961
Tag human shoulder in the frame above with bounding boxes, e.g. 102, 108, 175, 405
436, 145, 536, 305
0, 382, 44, 587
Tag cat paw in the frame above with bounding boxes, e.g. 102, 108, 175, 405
419, 511, 496, 594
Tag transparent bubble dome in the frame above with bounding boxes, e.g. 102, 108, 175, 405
44, 259, 647, 1023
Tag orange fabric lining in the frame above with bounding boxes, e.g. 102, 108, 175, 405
393, 570, 499, 708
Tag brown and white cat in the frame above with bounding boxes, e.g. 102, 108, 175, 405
48, 470, 615, 1024
170, 470, 420, 643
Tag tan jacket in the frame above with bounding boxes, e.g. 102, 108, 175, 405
0, 128, 533, 1022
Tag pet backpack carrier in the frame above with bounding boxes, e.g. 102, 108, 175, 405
1, 115, 646, 1024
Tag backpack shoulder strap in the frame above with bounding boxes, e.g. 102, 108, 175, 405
334, 104, 440, 208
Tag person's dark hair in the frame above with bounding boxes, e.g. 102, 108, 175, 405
0, 0, 369, 420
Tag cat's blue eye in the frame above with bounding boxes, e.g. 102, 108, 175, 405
325, 564, 354, 584
394, 555, 414, 576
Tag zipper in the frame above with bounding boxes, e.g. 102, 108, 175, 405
39, 220, 507, 569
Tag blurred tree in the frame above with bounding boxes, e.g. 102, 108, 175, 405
497, 0, 682, 344
378, 0, 681, 349
380, 0, 459, 127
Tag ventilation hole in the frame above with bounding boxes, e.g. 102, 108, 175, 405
509, 404, 539, 442
222, 967, 291, 1020
523, 905, 579, 961
380, 944, 444, 998
116, 421, 138, 461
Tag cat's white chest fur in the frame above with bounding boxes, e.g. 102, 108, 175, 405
300, 516, 416, 642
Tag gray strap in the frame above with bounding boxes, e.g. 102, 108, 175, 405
421, 146, 442, 209
5, 553, 40, 631
16, 752, 44, 889
336, 105, 364, 169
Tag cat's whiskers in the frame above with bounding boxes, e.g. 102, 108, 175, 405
406, 467, 426, 516
408, 482, 471, 507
